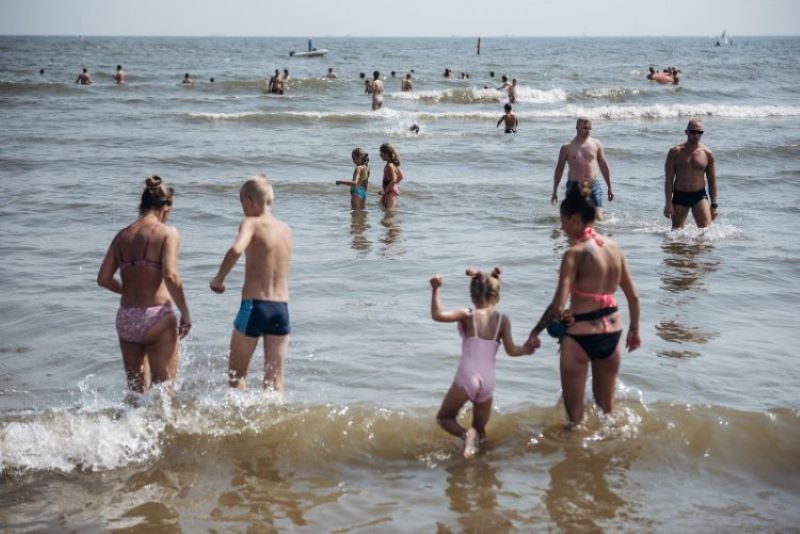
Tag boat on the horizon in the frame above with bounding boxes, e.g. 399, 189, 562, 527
289, 48, 328, 57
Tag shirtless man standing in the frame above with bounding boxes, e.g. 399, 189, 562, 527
114, 65, 127, 84
664, 118, 718, 228
268, 69, 283, 94
371, 70, 384, 111
401, 73, 413, 91
75, 68, 92, 85
551, 117, 614, 218
508, 78, 518, 103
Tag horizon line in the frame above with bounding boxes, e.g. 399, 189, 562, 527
1, 33, 798, 39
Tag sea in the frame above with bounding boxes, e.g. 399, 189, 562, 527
1, 35, 799, 532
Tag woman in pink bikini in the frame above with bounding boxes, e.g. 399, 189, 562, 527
97, 176, 191, 394
430, 267, 535, 458
378, 143, 403, 210
527, 183, 640, 426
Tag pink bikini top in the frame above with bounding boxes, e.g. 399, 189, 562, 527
116, 222, 163, 271
570, 226, 617, 307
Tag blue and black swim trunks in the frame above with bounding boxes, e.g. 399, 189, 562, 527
234, 300, 291, 337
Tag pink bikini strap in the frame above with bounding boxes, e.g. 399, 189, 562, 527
471, 309, 478, 336
580, 226, 604, 246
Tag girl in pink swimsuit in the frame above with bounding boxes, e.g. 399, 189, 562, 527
97, 176, 192, 394
430, 267, 535, 458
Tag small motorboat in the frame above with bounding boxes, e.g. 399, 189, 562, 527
289, 49, 328, 57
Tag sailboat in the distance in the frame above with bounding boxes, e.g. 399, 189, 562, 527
715, 30, 732, 47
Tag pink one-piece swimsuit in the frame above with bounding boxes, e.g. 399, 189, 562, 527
453, 310, 503, 403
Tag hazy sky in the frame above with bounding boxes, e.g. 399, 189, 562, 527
1, 0, 798, 37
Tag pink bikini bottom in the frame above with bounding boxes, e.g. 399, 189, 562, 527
116, 304, 174, 343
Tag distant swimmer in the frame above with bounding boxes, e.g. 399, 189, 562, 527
209, 77, 214, 83
443, 68, 452, 78
75, 68, 92, 85
409, 124, 420, 134
401, 73, 413, 91
326, 67, 337, 79
496, 103, 518, 133
508, 78, 518, 103
282, 69, 291, 92
551, 117, 614, 219
268, 69, 283, 94
182, 72, 193, 85
663, 118, 718, 229
430, 267, 535, 458
371, 70, 384, 111
114, 65, 127, 84
496, 75, 511, 96
651, 67, 679, 85
39, 68, 45, 75
210, 174, 293, 393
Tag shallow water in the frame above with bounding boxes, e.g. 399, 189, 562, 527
1, 36, 799, 531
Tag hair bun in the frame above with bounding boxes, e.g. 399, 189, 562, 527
145, 175, 163, 189
491, 266, 502, 278
465, 268, 477, 278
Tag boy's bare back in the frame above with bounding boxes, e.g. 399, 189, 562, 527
241, 214, 292, 302
210, 175, 292, 303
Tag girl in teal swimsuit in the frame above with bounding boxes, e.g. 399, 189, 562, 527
335, 147, 370, 210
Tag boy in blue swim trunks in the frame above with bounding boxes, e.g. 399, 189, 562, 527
210, 174, 293, 392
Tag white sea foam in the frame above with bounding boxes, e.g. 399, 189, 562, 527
186, 103, 800, 124
388, 86, 567, 104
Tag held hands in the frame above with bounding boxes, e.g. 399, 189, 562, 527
209, 277, 225, 294
523, 334, 541, 355
626, 328, 641, 352
429, 273, 443, 289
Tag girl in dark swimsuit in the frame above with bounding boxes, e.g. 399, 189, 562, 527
527, 184, 641, 426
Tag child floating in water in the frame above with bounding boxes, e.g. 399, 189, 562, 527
430, 267, 536, 458
335, 148, 370, 210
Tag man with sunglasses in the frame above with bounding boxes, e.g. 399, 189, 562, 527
664, 119, 718, 228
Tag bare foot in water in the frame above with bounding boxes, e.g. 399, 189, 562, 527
463, 428, 479, 459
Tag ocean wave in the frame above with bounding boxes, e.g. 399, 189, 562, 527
0, 81, 74, 95
183, 103, 800, 126
575, 87, 641, 102
389, 86, 567, 104
1, 387, 798, 476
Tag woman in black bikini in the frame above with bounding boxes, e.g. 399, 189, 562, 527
528, 184, 641, 426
